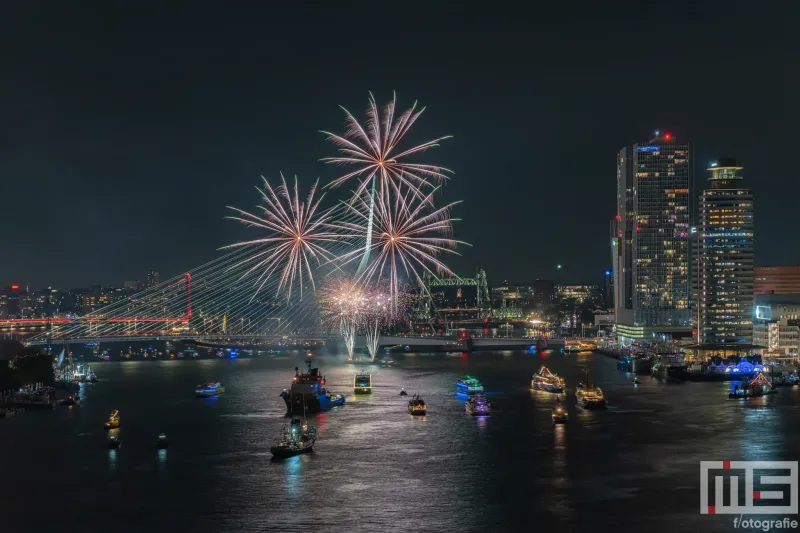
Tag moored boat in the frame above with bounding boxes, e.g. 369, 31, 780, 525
407, 394, 427, 416
465, 394, 490, 416
157, 433, 169, 448
354, 372, 372, 394
531, 366, 565, 393
456, 376, 484, 395
107, 436, 121, 449
195, 382, 225, 397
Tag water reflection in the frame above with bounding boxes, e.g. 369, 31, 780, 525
157, 449, 167, 470
108, 449, 117, 472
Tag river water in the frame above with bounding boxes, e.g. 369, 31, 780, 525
0, 349, 796, 532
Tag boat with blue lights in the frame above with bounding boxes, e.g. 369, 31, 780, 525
531, 366, 565, 393
456, 376, 484, 395
465, 394, 490, 416
195, 382, 225, 397
354, 372, 372, 394
270, 417, 317, 458
729, 372, 777, 399
280, 360, 345, 415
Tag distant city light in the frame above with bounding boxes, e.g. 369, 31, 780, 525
557, 264, 562, 270
605, 270, 611, 276
10, 284, 19, 290
710, 162, 718, 167
664, 132, 671, 140
655, 130, 660, 136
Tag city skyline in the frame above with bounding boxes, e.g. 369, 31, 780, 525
1, 4, 795, 287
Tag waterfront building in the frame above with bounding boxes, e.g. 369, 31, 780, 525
556, 285, 598, 304
753, 304, 800, 355
532, 279, 555, 306
147, 270, 160, 288
612, 132, 692, 343
696, 159, 754, 345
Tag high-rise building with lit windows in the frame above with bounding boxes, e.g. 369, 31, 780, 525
612, 131, 692, 343
697, 158, 754, 345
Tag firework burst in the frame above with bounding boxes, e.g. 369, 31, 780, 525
319, 277, 365, 359
338, 185, 468, 303
321, 92, 453, 199
223, 174, 346, 299
361, 282, 409, 359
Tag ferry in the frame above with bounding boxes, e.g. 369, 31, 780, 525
104, 410, 120, 429
354, 372, 372, 394
280, 360, 346, 415
456, 376, 484, 395
531, 366, 565, 393
271, 418, 317, 458
576, 384, 606, 409
195, 382, 225, 397
407, 394, 427, 416
465, 394, 490, 416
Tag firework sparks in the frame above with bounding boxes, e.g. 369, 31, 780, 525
361, 283, 409, 359
319, 277, 365, 359
321, 92, 453, 199
338, 185, 468, 302
223, 174, 346, 299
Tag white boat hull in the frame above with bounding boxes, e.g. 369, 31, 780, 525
195, 387, 225, 397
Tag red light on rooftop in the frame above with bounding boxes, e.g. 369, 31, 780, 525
636, 226, 641, 231
10, 284, 19, 290
664, 133, 671, 140
615, 214, 621, 220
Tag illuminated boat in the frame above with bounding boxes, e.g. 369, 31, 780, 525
407, 394, 427, 416
280, 360, 346, 415
270, 418, 317, 458
104, 410, 120, 429
157, 433, 169, 449
456, 376, 484, 395
59, 395, 78, 406
465, 394, 490, 416
354, 372, 372, 394
576, 384, 605, 409
531, 366, 565, 393
729, 372, 777, 399
107, 436, 121, 449
195, 382, 225, 397
552, 404, 568, 423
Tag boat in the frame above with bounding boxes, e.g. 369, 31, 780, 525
157, 433, 169, 448
59, 395, 79, 406
379, 358, 394, 366
195, 381, 225, 397
531, 366, 565, 393
280, 360, 346, 415
354, 372, 372, 394
632, 377, 640, 386
552, 404, 568, 423
576, 383, 606, 409
729, 372, 777, 399
13, 389, 54, 409
456, 376, 484, 395
617, 355, 653, 374
270, 417, 318, 458
104, 410, 120, 429
399, 389, 408, 396
107, 436, 121, 449
407, 394, 427, 416
465, 394, 490, 416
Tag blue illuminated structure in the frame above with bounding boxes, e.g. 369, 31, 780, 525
636, 146, 660, 152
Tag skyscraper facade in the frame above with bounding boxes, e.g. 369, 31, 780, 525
612, 132, 692, 343
697, 159, 754, 345
147, 270, 160, 288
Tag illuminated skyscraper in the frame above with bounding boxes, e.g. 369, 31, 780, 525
697, 158, 754, 345
612, 132, 692, 343
147, 270, 160, 288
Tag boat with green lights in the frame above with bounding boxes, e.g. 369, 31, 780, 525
456, 376, 484, 395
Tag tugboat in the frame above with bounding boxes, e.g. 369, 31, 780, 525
407, 394, 427, 416
280, 360, 345, 415
107, 436, 121, 449
270, 417, 317, 458
552, 404, 568, 423
104, 410, 121, 429
157, 433, 169, 449
465, 394, 490, 416
531, 366, 565, 393
195, 382, 225, 397
354, 372, 372, 394
456, 376, 484, 395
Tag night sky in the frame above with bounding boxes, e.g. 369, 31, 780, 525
1, 2, 796, 289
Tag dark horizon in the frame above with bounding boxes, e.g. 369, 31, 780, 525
1, 2, 796, 288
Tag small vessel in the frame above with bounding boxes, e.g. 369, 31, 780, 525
465, 394, 490, 416
531, 366, 565, 393
107, 436, 121, 449
270, 417, 317, 458
632, 377, 640, 386
729, 372, 777, 399
380, 358, 394, 366
576, 382, 606, 409
407, 394, 427, 416
59, 395, 78, 406
354, 372, 372, 394
280, 360, 345, 415
456, 376, 484, 395
400, 389, 408, 396
195, 382, 225, 397
157, 433, 169, 448
104, 410, 120, 429
552, 404, 568, 423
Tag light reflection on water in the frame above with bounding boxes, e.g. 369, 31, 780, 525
1, 351, 798, 533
